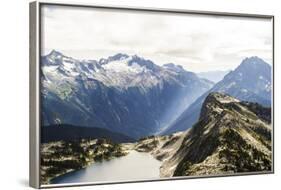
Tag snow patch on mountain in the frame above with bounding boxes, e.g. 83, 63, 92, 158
102, 57, 147, 74
40, 50, 214, 138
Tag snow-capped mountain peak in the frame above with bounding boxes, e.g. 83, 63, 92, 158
41, 50, 214, 93
99, 53, 129, 65
109, 53, 129, 61
42, 50, 76, 67
102, 56, 145, 73
41, 51, 214, 138
97, 53, 161, 74
49, 49, 64, 56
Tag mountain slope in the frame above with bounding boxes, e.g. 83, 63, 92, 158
41, 50, 213, 139
160, 92, 272, 177
163, 56, 272, 134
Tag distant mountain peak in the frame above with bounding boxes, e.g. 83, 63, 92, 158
238, 56, 270, 70
243, 56, 264, 63
109, 53, 129, 61
131, 54, 142, 59
98, 53, 129, 65
128, 55, 160, 72
48, 49, 64, 58
42, 50, 67, 66
163, 63, 184, 72
97, 53, 160, 73
224, 56, 271, 85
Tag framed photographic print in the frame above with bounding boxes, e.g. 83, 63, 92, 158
29, 1, 274, 188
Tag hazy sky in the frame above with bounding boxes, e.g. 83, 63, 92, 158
41, 5, 273, 72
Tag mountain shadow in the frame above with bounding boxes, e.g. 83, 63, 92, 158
41, 124, 135, 143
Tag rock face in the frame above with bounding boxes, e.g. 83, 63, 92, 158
160, 92, 272, 177
163, 56, 272, 134
41, 50, 213, 139
134, 132, 187, 162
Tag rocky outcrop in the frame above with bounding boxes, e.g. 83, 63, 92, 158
161, 92, 272, 177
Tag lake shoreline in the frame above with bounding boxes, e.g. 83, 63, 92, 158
41, 139, 129, 185
41, 133, 184, 185
50, 150, 162, 184
49, 153, 127, 184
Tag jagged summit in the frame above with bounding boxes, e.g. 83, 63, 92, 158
47, 49, 66, 59
45, 50, 162, 73
99, 53, 130, 64
163, 63, 185, 72
110, 53, 129, 60
205, 92, 240, 104
42, 50, 78, 67
40, 51, 213, 138
42, 50, 65, 66
241, 56, 269, 65
199, 92, 240, 118
234, 56, 271, 75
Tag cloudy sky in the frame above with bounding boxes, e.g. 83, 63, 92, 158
41, 5, 273, 72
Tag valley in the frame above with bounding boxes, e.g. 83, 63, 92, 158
41, 51, 214, 139
40, 51, 272, 185
41, 92, 272, 185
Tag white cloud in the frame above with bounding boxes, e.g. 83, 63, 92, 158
41, 5, 273, 72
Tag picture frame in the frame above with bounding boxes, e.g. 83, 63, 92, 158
30, 1, 274, 188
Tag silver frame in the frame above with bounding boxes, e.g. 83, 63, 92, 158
29, 1, 275, 188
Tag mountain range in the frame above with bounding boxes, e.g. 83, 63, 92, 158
163, 56, 272, 134
41, 50, 213, 139
40, 50, 272, 178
